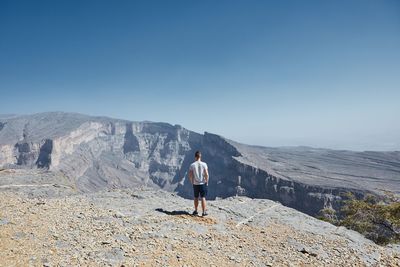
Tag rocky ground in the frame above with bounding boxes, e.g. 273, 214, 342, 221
1, 170, 399, 267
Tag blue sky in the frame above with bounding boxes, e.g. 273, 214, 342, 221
0, 0, 399, 151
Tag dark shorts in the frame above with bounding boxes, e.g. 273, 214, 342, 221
193, 184, 208, 198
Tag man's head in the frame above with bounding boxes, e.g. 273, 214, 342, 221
195, 151, 201, 160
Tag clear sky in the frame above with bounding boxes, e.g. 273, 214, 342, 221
0, 0, 399, 151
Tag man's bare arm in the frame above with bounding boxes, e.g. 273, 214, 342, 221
188, 169, 193, 184
204, 168, 209, 185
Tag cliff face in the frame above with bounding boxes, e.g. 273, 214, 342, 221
0, 113, 199, 192
176, 133, 368, 216
0, 112, 399, 216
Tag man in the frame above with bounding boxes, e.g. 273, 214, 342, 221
188, 151, 209, 216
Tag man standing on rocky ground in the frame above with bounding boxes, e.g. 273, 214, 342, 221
188, 151, 209, 216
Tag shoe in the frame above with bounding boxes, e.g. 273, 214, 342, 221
202, 211, 208, 217
192, 210, 198, 216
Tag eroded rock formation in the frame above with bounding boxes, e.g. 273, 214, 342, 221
0, 112, 399, 216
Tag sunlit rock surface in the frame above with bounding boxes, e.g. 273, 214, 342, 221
0, 174, 399, 266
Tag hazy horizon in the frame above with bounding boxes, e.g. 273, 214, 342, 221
1, 1, 399, 151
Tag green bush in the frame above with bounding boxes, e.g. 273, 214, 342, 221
319, 193, 400, 245
317, 207, 338, 224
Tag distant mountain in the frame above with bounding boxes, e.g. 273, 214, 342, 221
0, 112, 399, 216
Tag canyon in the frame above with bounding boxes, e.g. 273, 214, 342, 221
0, 112, 399, 216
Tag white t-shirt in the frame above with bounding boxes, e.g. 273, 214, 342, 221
189, 160, 208, 185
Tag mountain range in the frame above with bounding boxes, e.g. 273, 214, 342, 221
0, 112, 399, 216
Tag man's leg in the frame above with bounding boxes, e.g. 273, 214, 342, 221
193, 185, 199, 215
200, 184, 208, 216
194, 197, 199, 211
201, 197, 206, 213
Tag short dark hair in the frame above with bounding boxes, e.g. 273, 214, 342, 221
195, 151, 201, 158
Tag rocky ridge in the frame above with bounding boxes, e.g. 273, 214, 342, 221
0, 170, 399, 266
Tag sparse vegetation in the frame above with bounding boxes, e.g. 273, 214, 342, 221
319, 192, 400, 245
317, 207, 338, 224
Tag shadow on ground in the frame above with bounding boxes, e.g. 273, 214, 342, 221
155, 208, 192, 216
155, 208, 217, 225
